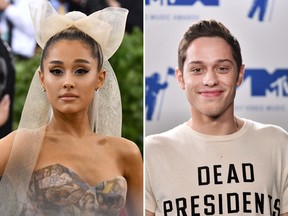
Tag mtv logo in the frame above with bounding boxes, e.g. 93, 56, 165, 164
167, 0, 219, 6
244, 69, 288, 97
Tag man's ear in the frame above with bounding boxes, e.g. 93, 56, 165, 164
96, 68, 106, 89
175, 67, 185, 89
236, 64, 245, 87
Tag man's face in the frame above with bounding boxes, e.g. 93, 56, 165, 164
176, 36, 244, 118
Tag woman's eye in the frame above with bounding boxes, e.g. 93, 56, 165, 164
49, 69, 63, 75
75, 68, 89, 75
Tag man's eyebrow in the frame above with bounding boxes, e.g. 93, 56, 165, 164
187, 60, 204, 65
187, 59, 234, 65
217, 59, 234, 64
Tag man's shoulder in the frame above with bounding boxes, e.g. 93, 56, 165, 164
246, 119, 288, 146
145, 123, 187, 148
248, 119, 288, 135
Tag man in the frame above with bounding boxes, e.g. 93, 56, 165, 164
145, 19, 288, 215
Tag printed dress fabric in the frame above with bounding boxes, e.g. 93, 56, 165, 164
20, 164, 127, 216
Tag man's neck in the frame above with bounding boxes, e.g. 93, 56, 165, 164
187, 114, 242, 136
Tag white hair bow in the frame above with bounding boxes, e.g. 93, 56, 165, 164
29, 0, 128, 60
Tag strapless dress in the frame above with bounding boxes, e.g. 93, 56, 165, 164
20, 163, 127, 216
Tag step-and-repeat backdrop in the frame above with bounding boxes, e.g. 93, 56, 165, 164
145, 0, 288, 136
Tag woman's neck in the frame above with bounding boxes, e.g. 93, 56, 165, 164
47, 113, 92, 138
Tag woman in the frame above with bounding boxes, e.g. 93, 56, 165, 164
0, 0, 143, 215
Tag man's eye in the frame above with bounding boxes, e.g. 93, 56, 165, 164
217, 67, 229, 73
191, 68, 203, 73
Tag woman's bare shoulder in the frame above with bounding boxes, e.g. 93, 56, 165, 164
0, 130, 17, 146
113, 137, 142, 175
0, 130, 18, 176
0, 128, 42, 176
0, 128, 42, 145
106, 135, 141, 156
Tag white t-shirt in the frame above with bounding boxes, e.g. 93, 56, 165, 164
145, 119, 288, 215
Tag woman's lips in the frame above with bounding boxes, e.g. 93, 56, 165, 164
59, 93, 79, 101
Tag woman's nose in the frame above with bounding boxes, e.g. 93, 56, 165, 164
63, 74, 75, 89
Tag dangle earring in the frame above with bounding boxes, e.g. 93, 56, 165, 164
41, 86, 46, 92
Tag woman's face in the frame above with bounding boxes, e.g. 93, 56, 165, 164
40, 39, 105, 115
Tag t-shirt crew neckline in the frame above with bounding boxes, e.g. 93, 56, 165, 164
181, 118, 250, 142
